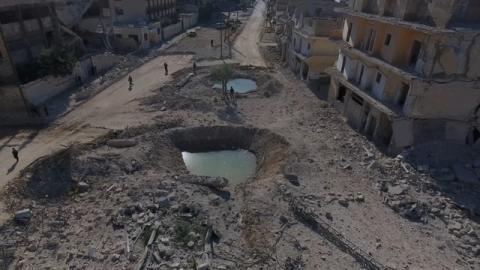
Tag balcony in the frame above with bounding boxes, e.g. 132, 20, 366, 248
326, 67, 402, 118
340, 43, 420, 81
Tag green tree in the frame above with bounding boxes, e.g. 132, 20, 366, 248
38, 46, 78, 78
211, 64, 233, 99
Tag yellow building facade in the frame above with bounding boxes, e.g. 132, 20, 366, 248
328, 0, 480, 153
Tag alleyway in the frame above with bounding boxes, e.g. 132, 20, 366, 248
232, 0, 267, 67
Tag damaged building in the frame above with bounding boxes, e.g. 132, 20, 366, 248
79, 0, 186, 51
0, 0, 75, 123
327, 0, 480, 153
274, 0, 343, 87
288, 0, 342, 86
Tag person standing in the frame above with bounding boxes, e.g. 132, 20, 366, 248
193, 61, 197, 74
11, 148, 19, 162
230, 86, 236, 105
164, 63, 169, 75
128, 75, 133, 91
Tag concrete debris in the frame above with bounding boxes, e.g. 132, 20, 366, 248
387, 185, 408, 196
14, 209, 32, 224
106, 139, 138, 148
285, 174, 300, 186
177, 175, 229, 189
77, 181, 90, 193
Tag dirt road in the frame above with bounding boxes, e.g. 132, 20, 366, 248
0, 2, 267, 224
232, 0, 267, 67
0, 54, 193, 223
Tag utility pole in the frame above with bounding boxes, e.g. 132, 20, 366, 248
220, 28, 223, 59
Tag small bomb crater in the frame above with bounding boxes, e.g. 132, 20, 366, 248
169, 126, 290, 184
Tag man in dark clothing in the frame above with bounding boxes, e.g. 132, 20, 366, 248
164, 63, 169, 75
193, 61, 197, 74
230, 86, 236, 105
211, 39, 214, 47
12, 148, 18, 162
128, 75, 133, 91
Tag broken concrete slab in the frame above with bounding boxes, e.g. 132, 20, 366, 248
387, 185, 408, 196
177, 175, 228, 189
15, 209, 32, 224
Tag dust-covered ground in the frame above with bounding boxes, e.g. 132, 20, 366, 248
1, 63, 479, 270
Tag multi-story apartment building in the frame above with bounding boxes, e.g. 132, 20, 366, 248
274, 0, 342, 87
288, 0, 342, 84
327, 0, 480, 153
0, 0, 65, 122
80, 0, 178, 50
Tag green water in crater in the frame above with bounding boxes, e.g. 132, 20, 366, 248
213, 79, 258, 93
182, 150, 257, 185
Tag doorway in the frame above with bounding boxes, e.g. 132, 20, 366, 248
409, 40, 422, 68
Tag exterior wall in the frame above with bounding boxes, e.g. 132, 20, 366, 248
109, 0, 177, 25
331, 1, 480, 152
22, 53, 119, 106
163, 21, 182, 39
109, 0, 148, 24
0, 84, 29, 124
0, 3, 58, 66
347, 0, 480, 28
407, 80, 480, 122
342, 16, 428, 72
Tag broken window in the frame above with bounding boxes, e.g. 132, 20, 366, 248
340, 55, 347, 73
409, 40, 422, 67
397, 83, 409, 107
358, 65, 365, 85
375, 72, 382, 83
384, 34, 392, 46
366, 116, 377, 138
115, 8, 124, 15
337, 84, 347, 102
467, 128, 480, 145
346, 22, 353, 42
365, 29, 376, 52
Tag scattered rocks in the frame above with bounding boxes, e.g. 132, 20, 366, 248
338, 199, 349, 208
177, 175, 229, 189
106, 139, 138, 148
355, 193, 365, 203
158, 197, 171, 208
77, 182, 90, 193
285, 174, 300, 186
387, 184, 407, 196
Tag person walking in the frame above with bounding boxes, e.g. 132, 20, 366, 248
11, 148, 19, 163
164, 62, 169, 76
230, 86, 236, 105
128, 75, 133, 91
